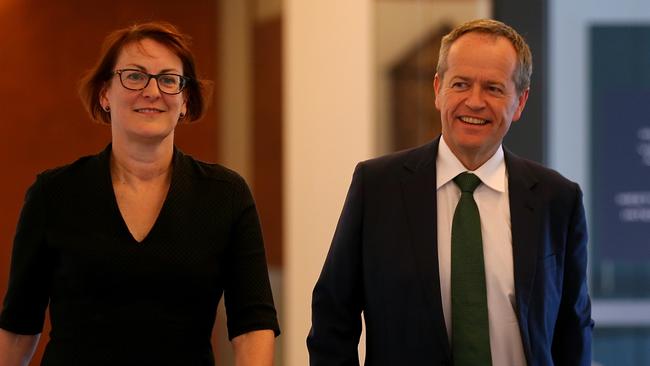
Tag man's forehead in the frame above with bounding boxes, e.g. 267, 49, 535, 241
447, 35, 516, 68
449, 32, 515, 52
441, 37, 518, 88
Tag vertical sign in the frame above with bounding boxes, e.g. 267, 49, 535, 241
591, 25, 650, 297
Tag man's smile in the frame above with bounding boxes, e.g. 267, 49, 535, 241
459, 116, 489, 125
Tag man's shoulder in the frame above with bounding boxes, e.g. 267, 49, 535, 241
505, 151, 579, 191
358, 140, 437, 176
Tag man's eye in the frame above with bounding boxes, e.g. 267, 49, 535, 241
451, 82, 467, 89
488, 86, 504, 94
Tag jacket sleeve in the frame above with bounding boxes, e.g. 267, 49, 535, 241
551, 184, 594, 366
307, 164, 365, 366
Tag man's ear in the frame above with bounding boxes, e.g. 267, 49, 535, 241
433, 73, 442, 111
511, 88, 529, 122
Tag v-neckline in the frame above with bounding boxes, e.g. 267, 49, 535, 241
103, 145, 178, 245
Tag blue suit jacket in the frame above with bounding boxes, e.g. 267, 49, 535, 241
308, 138, 593, 366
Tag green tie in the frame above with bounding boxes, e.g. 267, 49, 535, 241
451, 172, 492, 366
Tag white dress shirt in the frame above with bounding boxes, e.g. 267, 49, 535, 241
436, 137, 527, 365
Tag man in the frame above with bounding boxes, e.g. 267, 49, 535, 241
307, 19, 593, 366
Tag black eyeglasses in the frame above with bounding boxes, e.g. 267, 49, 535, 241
114, 69, 190, 95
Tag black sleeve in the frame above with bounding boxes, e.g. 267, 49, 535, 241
223, 175, 280, 340
0, 176, 52, 335
307, 164, 364, 366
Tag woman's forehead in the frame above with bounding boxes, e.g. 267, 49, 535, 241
115, 39, 183, 73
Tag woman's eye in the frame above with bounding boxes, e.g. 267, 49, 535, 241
159, 75, 178, 86
126, 72, 146, 81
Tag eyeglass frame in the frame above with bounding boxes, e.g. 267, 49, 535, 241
113, 69, 191, 95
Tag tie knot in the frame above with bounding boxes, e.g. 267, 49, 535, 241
453, 172, 481, 193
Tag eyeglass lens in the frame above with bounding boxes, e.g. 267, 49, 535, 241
118, 70, 185, 94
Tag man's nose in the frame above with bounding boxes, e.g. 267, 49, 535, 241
464, 85, 486, 109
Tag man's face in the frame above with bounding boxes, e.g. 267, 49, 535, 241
434, 33, 528, 169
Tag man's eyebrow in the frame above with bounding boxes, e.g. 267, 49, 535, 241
484, 80, 507, 88
449, 75, 470, 82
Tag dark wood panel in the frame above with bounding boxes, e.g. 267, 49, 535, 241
390, 25, 450, 151
252, 17, 283, 267
0, 1, 219, 363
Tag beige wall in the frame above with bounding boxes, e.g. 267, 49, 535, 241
218, 0, 252, 181
283, 1, 375, 365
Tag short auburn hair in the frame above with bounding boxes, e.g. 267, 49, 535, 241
79, 21, 210, 123
436, 19, 532, 94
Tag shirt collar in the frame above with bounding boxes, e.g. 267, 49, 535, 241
436, 136, 507, 193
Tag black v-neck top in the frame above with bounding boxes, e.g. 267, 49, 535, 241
0, 145, 280, 365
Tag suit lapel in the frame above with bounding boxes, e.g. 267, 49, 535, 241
400, 138, 451, 357
505, 150, 541, 359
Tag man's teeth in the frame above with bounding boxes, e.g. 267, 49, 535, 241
459, 116, 487, 125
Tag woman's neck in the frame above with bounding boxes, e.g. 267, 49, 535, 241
110, 138, 174, 185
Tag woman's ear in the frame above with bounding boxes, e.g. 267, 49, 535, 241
99, 84, 110, 111
179, 102, 187, 122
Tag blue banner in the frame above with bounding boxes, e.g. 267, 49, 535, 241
591, 26, 650, 263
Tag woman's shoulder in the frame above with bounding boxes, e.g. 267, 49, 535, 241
36, 149, 107, 186
176, 149, 248, 188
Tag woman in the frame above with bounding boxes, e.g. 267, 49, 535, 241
0, 21, 279, 365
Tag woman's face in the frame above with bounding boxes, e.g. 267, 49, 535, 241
100, 38, 187, 144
